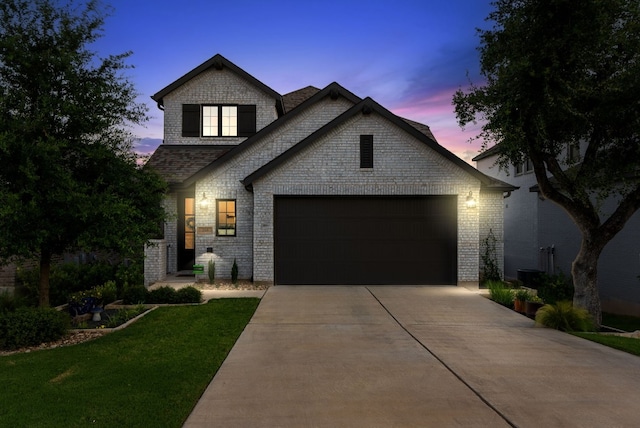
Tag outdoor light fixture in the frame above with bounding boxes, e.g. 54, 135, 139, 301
466, 191, 477, 209
199, 192, 209, 210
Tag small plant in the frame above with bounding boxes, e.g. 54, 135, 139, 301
231, 258, 238, 285
515, 289, 533, 302
487, 280, 514, 308
527, 294, 543, 303
147, 286, 178, 304
480, 229, 502, 284
122, 284, 148, 304
207, 259, 216, 285
535, 301, 594, 332
176, 286, 202, 304
105, 306, 146, 328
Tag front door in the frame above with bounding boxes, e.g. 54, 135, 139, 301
177, 193, 195, 271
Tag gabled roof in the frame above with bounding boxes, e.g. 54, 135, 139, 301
242, 97, 517, 192
472, 143, 501, 162
151, 54, 283, 113
145, 145, 234, 187
178, 82, 362, 188
282, 86, 321, 113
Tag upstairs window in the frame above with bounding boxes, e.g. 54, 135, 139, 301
182, 104, 256, 138
514, 158, 533, 175
567, 142, 580, 164
217, 199, 236, 236
360, 135, 373, 168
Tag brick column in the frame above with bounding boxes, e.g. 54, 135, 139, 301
144, 239, 167, 286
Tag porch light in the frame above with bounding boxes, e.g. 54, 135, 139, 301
466, 191, 477, 209
199, 193, 209, 210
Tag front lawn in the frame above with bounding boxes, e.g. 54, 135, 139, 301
1, 298, 259, 427
572, 333, 640, 357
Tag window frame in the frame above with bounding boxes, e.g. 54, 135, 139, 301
181, 104, 256, 138
203, 104, 238, 137
216, 199, 237, 237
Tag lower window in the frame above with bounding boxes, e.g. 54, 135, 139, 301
217, 199, 236, 236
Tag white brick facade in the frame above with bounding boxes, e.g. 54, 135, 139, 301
145, 54, 510, 287
249, 112, 483, 283
162, 68, 278, 145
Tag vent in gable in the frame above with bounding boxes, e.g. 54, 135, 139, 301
360, 135, 373, 168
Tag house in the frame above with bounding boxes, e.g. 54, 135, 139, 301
143, 54, 515, 287
474, 145, 640, 315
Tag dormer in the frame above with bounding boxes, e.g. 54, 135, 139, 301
151, 54, 283, 145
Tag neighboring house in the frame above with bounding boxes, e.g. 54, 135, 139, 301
144, 54, 515, 287
474, 145, 640, 315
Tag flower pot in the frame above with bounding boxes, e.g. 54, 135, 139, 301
514, 299, 525, 313
525, 301, 544, 318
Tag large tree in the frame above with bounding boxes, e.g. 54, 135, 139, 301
0, 0, 166, 306
454, 0, 640, 325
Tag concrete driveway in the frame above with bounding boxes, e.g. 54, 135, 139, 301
183, 286, 640, 427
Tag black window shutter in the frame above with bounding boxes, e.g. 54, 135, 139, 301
182, 104, 200, 137
237, 105, 257, 137
360, 135, 373, 168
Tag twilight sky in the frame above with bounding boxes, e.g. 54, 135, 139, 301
92, 0, 495, 164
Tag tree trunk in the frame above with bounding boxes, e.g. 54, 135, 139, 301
38, 248, 51, 307
571, 240, 602, 328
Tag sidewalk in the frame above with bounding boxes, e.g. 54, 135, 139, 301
183, 286, 640, 427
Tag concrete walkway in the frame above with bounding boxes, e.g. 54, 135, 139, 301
183, 286, 640, 427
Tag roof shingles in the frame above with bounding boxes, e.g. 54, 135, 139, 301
145, 145, 234, 186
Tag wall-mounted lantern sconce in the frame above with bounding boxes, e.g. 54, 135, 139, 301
466, 191, 477, 209
199, 192, 209, 211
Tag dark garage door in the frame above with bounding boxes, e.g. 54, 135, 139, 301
274, 196, 457, 285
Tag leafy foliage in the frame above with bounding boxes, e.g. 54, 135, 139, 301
122, 285, 202, 305
535, 301, 594, 332
122, 284, 148, 305
487, 280, 514, 308
16, 260, 143, 307
453, 0, 640, 325
0, 0, 166, 306
0, 307, 70, 350
537, 272, 574, 305
480, 229, 502, 283
231, 258, 239, 285
208, 259, 216, 285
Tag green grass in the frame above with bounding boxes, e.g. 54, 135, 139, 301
572, 332, 640, 357
1, 298, 259, 428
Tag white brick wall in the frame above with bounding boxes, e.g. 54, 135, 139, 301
191, 97, 355, 280
144, 239, 167, 286
162, 67, 278, 145
250, 112, 492, 283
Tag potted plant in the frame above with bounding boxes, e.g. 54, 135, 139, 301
514, 289, 532, 313
525, 295, 544, 318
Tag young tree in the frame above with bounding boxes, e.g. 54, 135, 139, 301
0, 0, 166, 306
453, 0, 640, 326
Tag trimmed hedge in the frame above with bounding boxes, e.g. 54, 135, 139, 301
0, 307, 70, 350
122, 286, 202, 305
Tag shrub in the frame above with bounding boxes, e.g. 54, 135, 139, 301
231, 259, 238, 285
95, 281, 118, 304
487, 280, 514, 308
0, 307, 70, 350
535, 301, 594, 332
537, 272, 574, 304
147, 286, 178, 304
176, 286, 202, 304
122, 285, 149, 304
480, 229, 502, 284
515, 289, 533, 302
207, 259, 215, 285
